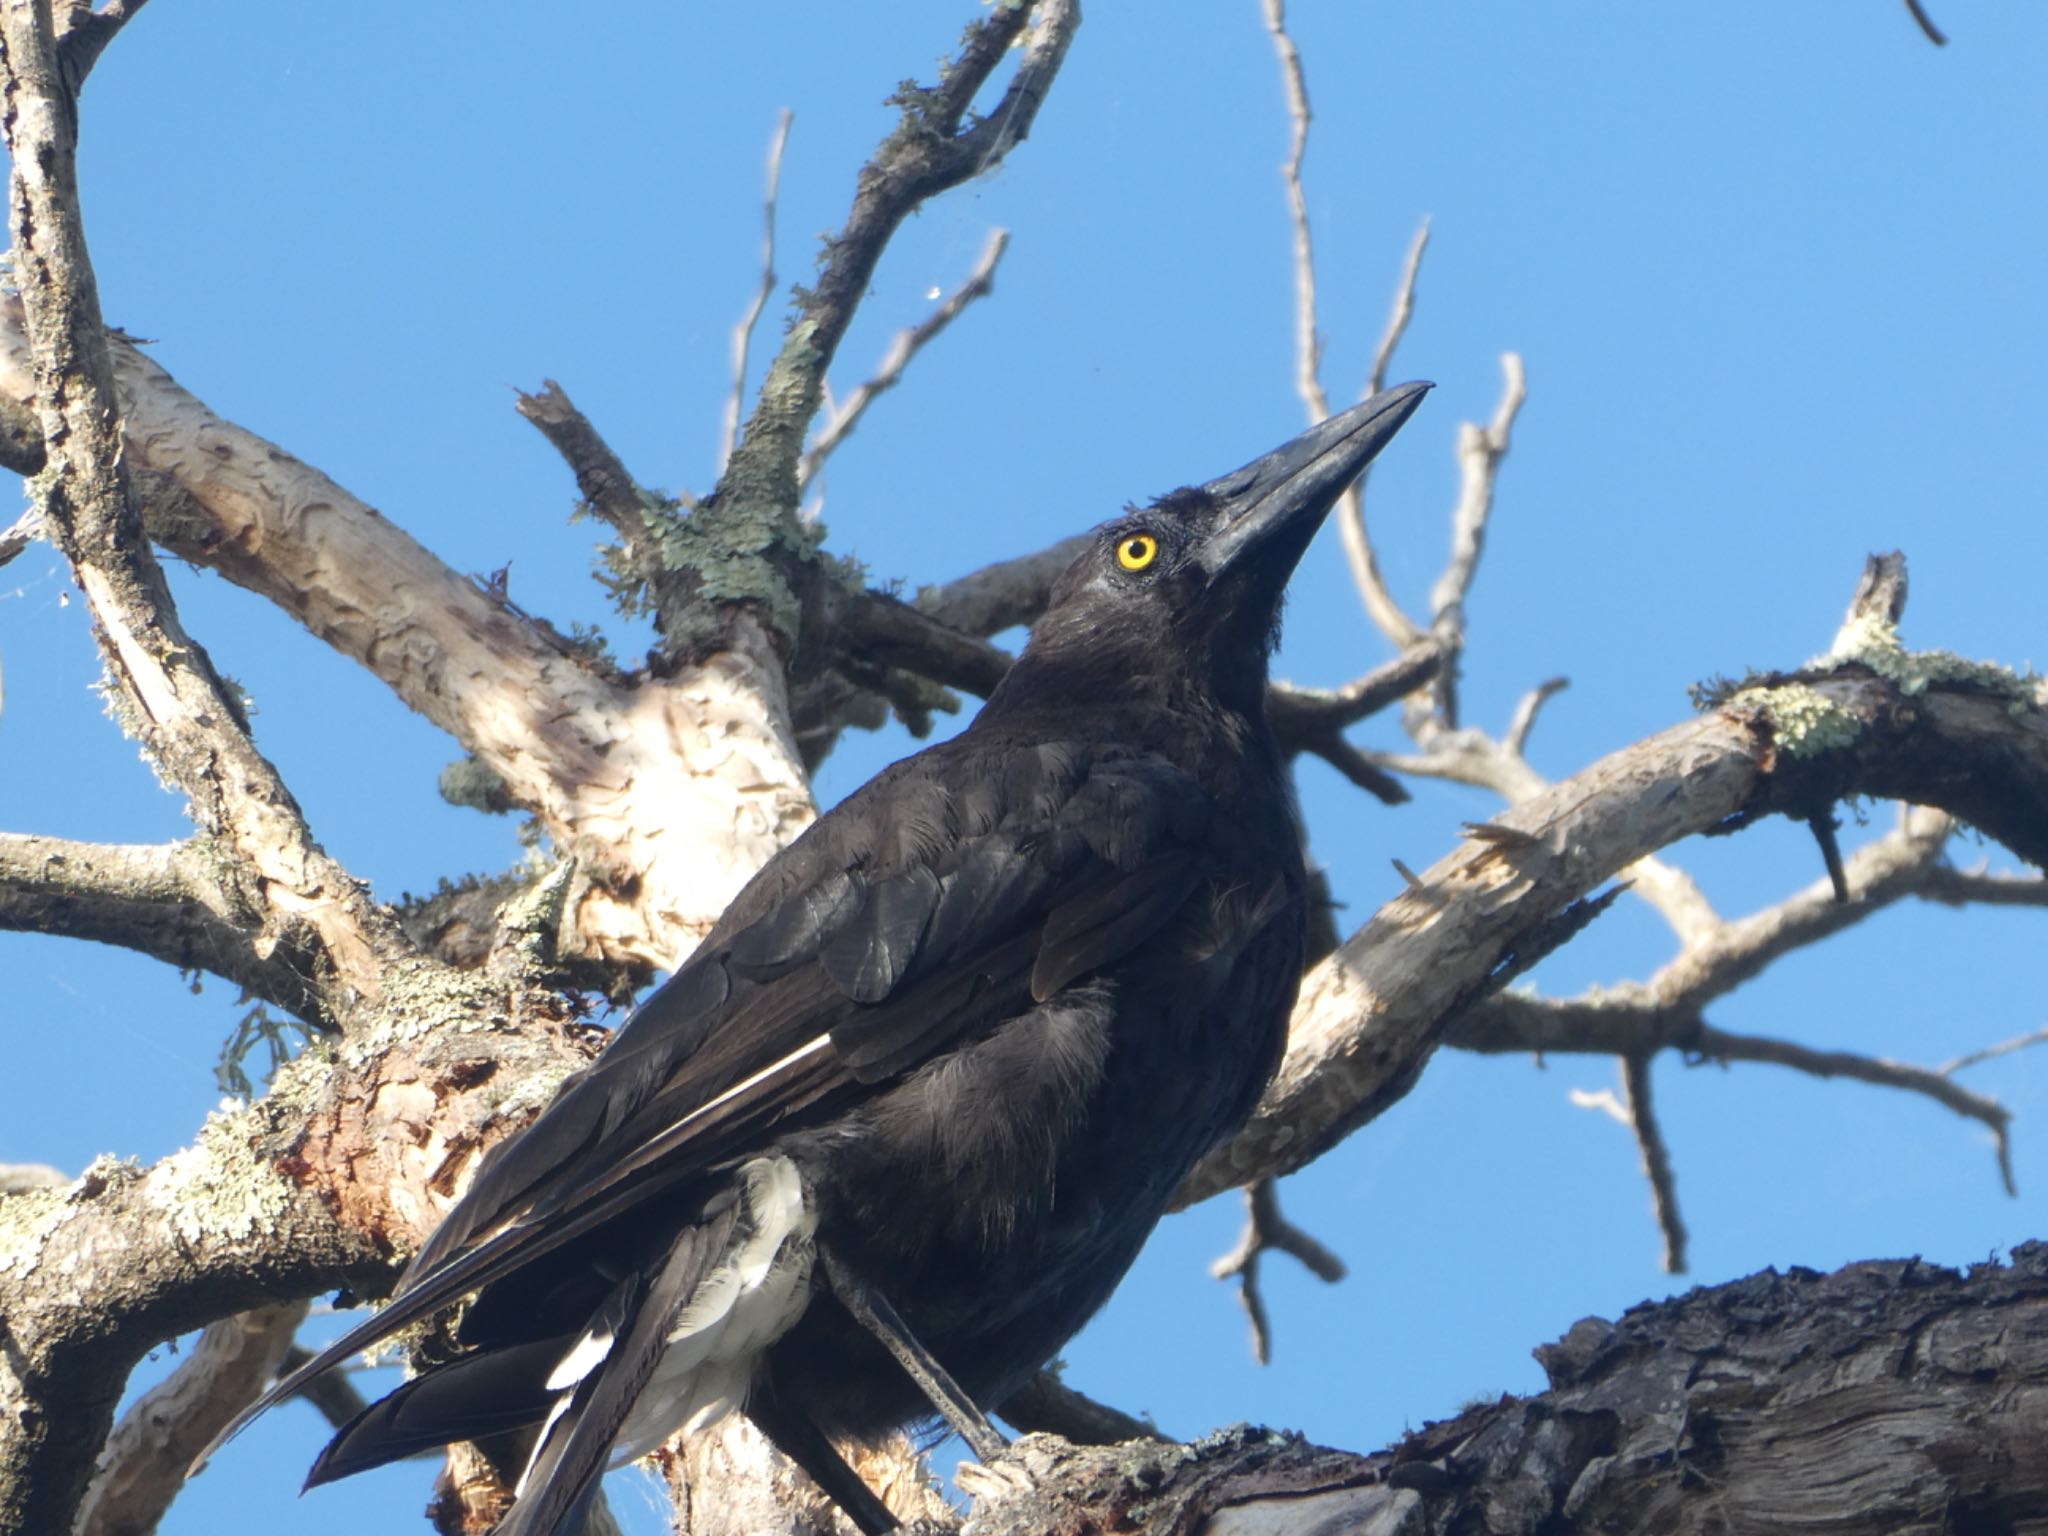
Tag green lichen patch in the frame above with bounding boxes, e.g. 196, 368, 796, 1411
1738, 683, 1864, 759
1823, 611, 2037, 702
146, 1103, 295, 1247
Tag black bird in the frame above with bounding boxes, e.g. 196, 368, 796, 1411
199, 381, 1430, 1535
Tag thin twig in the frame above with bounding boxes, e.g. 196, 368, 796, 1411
721, 110, 792, 473
1305, 738, 1411, 805
722, 0, 1074, 509
1368, 220, 1431, 397
1209, 1179, 1347, 1365
1942, 1026, 2048, 1078
1806, 807, 1851, 903
1904, 0, 1949, 46
800, 227, 1010, 490
1622, 1053, 1688, 1274
1264, 0, 1324, 425
1423, 352, 1528, 727
1692, 1021, 2015, 1196
1264, 0, 1424, 650
1504, 675, 1570, 757
1330, 219, 1434, 646
1917, 865, 2048, 908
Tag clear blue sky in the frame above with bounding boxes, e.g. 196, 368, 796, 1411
3, 5, 2044, 1532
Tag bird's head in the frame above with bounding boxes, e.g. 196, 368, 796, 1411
994, 381, 1431, 720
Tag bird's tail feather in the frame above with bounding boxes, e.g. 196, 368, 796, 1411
302, 1334, 566, 1487
495, 1223, 719, 1536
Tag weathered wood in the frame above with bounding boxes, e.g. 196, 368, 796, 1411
959, 1244, 2048, 1535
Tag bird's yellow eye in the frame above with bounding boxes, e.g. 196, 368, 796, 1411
1116, 533, 1160, 572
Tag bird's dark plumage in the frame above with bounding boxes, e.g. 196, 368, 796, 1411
196, 382, 1431, 1534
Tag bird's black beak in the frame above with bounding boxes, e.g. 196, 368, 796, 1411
1193, 381, 1432, 592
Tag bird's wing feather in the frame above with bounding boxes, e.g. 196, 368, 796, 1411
425, 742, 1216, 1261
199, 740, 1219, 1472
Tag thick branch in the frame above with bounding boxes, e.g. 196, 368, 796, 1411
962, 1246, 2048, 1535
1183, 660, 2048, 1205
0, 832, 322, 1015
0, 2, 404, 1003
0, 313, 814, 971
0, 969, 590, 1536
75, 1300, 307, 1536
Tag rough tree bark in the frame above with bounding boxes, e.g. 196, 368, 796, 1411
959, 1245, 2048, 1536
1, 4, 2039, 1535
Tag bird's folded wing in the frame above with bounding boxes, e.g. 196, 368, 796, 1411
195, 743, 1217, 1466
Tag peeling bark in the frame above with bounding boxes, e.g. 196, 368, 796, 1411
0, 966, 589, 1536
0, 310, 816, 971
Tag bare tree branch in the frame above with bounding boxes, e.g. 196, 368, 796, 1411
75, 1300, 307, 1536
1183, 631, 2048, 1205
1944, 1026, 2048, 1077
1268, 642, 1445, 741
801, 226, 1010, 490
998, 1372, 1159, 1447
0, 975, 591, 1536
0, 1162, 66, 1194
52, 0, 149, 96
1418, 352, 1527, 729
1263, 0, 1425, 651
515, 378, 668, 608
0, 504, 38, 569
1503, 674, 1569, 757
720, 0, 1077, 551
1209, 1179, 1348, 1365
1917, 863, 2048, 908
1, 2, 406, 1005
1905, 0, 1949, 46
722, 110, 793, 474
1367, 220, 1430, 397
0, 312, 815, 972
0, 832, 323, 1017
1621, 1053, 1687, 1273
916, 532, 1091, 638
275, 1341, 373, 1434
828, 587, 1014, 699
962, 1247, 2048, 1535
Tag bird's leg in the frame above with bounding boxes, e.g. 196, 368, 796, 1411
745, 1382, 901, 1536
818, 1247, 1011, 1464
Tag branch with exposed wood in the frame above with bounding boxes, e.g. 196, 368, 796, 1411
3, 3, 2043, 1535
